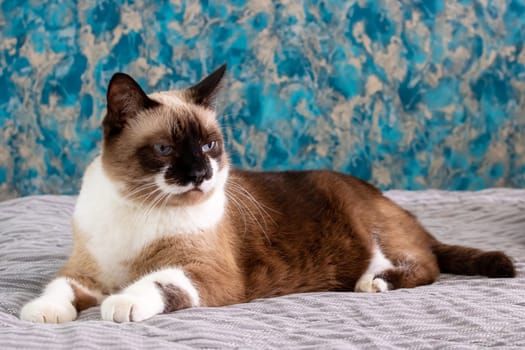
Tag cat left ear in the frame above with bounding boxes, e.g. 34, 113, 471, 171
106, 73, 158, 119
103, 73, 159, 138
186, 64, 227, 110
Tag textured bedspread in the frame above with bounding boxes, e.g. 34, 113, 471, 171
1, 190, 524, 349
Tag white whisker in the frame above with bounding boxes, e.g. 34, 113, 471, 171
226, 181, 277, 244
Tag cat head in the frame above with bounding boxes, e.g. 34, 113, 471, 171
101, 65, 229, 207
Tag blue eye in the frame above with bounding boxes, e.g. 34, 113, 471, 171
153, 144, 174, 156
202, 141, 216, 153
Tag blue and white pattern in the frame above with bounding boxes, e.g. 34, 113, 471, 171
1, 1, 524, 199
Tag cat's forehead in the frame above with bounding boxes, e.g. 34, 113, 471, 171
126, 91, 219, 141
149, 90, 217, 123
148, 91, 185, 109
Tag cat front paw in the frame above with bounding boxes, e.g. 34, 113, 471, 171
101, 294, 162, 323
20, 297, 77, 323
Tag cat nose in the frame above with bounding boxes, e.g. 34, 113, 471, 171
189, 168, 207, 185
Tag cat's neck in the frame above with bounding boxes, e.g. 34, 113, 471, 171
74, 156, 227, 235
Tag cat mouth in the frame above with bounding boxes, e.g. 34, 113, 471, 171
178, 185, 205, 195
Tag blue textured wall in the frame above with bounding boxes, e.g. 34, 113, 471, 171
1, 0, 525, 200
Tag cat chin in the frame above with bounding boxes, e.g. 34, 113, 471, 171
155, 188, 215, 207
155, 180, 216, 200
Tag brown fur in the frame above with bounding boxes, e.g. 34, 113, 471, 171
59, 226, 103, 291
155, 282, 193, 313
70, 284, 98, 312
51, 67, 515, 320
58, 226, 105, 312
431, 244, 515, 278
128, 232, 244, 306
119, 167, 514, 306
229, 170, 440, 299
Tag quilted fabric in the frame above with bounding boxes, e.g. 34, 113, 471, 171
0, 190, 524, 349
1, 1, 525, 200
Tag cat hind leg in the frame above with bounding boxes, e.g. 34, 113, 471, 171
354, 274, 389, 292
354, 244, 393, 293
375, 258, 440, 290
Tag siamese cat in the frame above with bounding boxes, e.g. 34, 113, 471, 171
20, 65, 515, 323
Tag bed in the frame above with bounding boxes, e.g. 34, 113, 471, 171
1, 189, 524, 349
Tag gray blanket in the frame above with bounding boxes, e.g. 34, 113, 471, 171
1, 190, 524, 349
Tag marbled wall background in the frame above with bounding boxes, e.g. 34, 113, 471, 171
1, 0, 524, 200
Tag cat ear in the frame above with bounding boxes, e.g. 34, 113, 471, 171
104, 73, 158, 137
186, 64, 227, 110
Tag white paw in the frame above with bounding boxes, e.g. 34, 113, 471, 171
101, 294, 161, 323
355, 274, 389, 293
20, 297, 77, 323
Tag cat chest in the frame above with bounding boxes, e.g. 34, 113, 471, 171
76, 204, 212, 290
76, 208, 174, 290
83, 222, 157, 290
72, 175, 224, 290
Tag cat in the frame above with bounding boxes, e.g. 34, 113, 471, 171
20, 64, 516, 323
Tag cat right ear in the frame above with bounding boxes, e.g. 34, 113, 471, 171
103, 73, 158, 137
186, 64, 227, 110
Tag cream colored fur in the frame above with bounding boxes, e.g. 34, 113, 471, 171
74, 156, 228, 290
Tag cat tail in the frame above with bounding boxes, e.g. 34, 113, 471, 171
430, 241, 516, 278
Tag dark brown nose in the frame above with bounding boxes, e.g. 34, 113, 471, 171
189, 168, 208, 185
